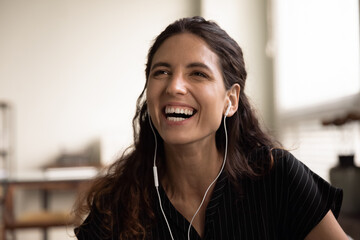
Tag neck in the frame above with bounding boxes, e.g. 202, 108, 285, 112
162, 137, 223, 202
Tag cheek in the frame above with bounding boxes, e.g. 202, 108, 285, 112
146, 86, 162, 122
202, 88, 226, 113
146, 88, 155, 114
211, 105, 225, 126
147, 80, 163, 100
146, 81, 158, 102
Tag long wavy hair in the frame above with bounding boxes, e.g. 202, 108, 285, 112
74, 16, 277, 240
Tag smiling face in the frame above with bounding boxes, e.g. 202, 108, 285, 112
146, 33, 228, 146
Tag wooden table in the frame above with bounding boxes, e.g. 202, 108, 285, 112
0, 168, 98, 240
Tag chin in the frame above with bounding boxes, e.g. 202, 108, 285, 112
162, 135, 195, 146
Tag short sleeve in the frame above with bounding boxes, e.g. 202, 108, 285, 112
272, 150, 343, 239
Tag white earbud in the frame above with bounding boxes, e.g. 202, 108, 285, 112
225, 101, 231, 116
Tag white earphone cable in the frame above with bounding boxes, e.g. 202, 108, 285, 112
149, 112, 229, 240
148, 114, 175, 240
186, 114, 228, 240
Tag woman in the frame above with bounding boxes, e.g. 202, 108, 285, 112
74, 16, 347, 240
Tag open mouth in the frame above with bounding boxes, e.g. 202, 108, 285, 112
164, 106, 197, 122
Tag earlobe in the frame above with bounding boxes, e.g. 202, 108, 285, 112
225, 84, 240, 117
225, 100, 231, 116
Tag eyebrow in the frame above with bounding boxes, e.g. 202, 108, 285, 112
151, 62, 212, 72
186, 62, 212, 71
150, 62, 171, 71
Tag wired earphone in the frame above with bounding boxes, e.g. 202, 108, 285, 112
149, 100, 231, 240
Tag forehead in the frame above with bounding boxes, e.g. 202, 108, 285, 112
152, 33, 220, 68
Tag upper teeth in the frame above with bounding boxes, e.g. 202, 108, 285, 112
165, 106, 194, 115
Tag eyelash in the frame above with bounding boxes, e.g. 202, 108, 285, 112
192, 71, 208, 79
151, 70, 209, 79
153, 70, 170, 77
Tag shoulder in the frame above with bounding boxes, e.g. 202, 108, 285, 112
246, 147, 298, 176
271, 148, 304, 174
269, 148, 327, 191
248, 148, 343, 239
268, 148, 325, 194
245, 147, 313, 179
271, 149, 343, 238
244, 147, 301, 189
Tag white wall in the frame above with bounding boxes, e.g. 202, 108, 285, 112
202, 0, 274, 129
0, 1, 271, 239
0, 0, 272, 172
0, 0, 199, 172
0, 1, 199, 239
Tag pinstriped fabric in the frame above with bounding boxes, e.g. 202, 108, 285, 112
74, 207, 119, 240
75, 149, 343, 240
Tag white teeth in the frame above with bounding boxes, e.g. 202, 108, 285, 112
165, 106, 194, 116
168, 117, 186, 122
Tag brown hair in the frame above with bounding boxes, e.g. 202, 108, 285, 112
74, 16, 277, 239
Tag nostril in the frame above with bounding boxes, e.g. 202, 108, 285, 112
166, 87, 187, 95
165, 78, 188, 95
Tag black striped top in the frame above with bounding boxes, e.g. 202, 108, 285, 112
75, 149, 343, 240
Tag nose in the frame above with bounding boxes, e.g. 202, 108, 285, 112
165, 72, 188, 96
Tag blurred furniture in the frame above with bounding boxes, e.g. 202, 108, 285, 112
0, 170, 97, 240
322, 111, 360, 239
0, 102, 11, 180
338, 212, 360, 240
322, 111, 360, 126
330, 156, 360, 239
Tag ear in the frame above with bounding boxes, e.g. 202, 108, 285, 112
224, 84, 240, 117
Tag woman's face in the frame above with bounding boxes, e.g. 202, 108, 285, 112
146, 33, 228, 146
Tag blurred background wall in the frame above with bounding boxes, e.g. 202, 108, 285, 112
0, 0, 359, 239
0, 0, 273, 173
0, 0, 272, 239
0, 0, 200, 172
